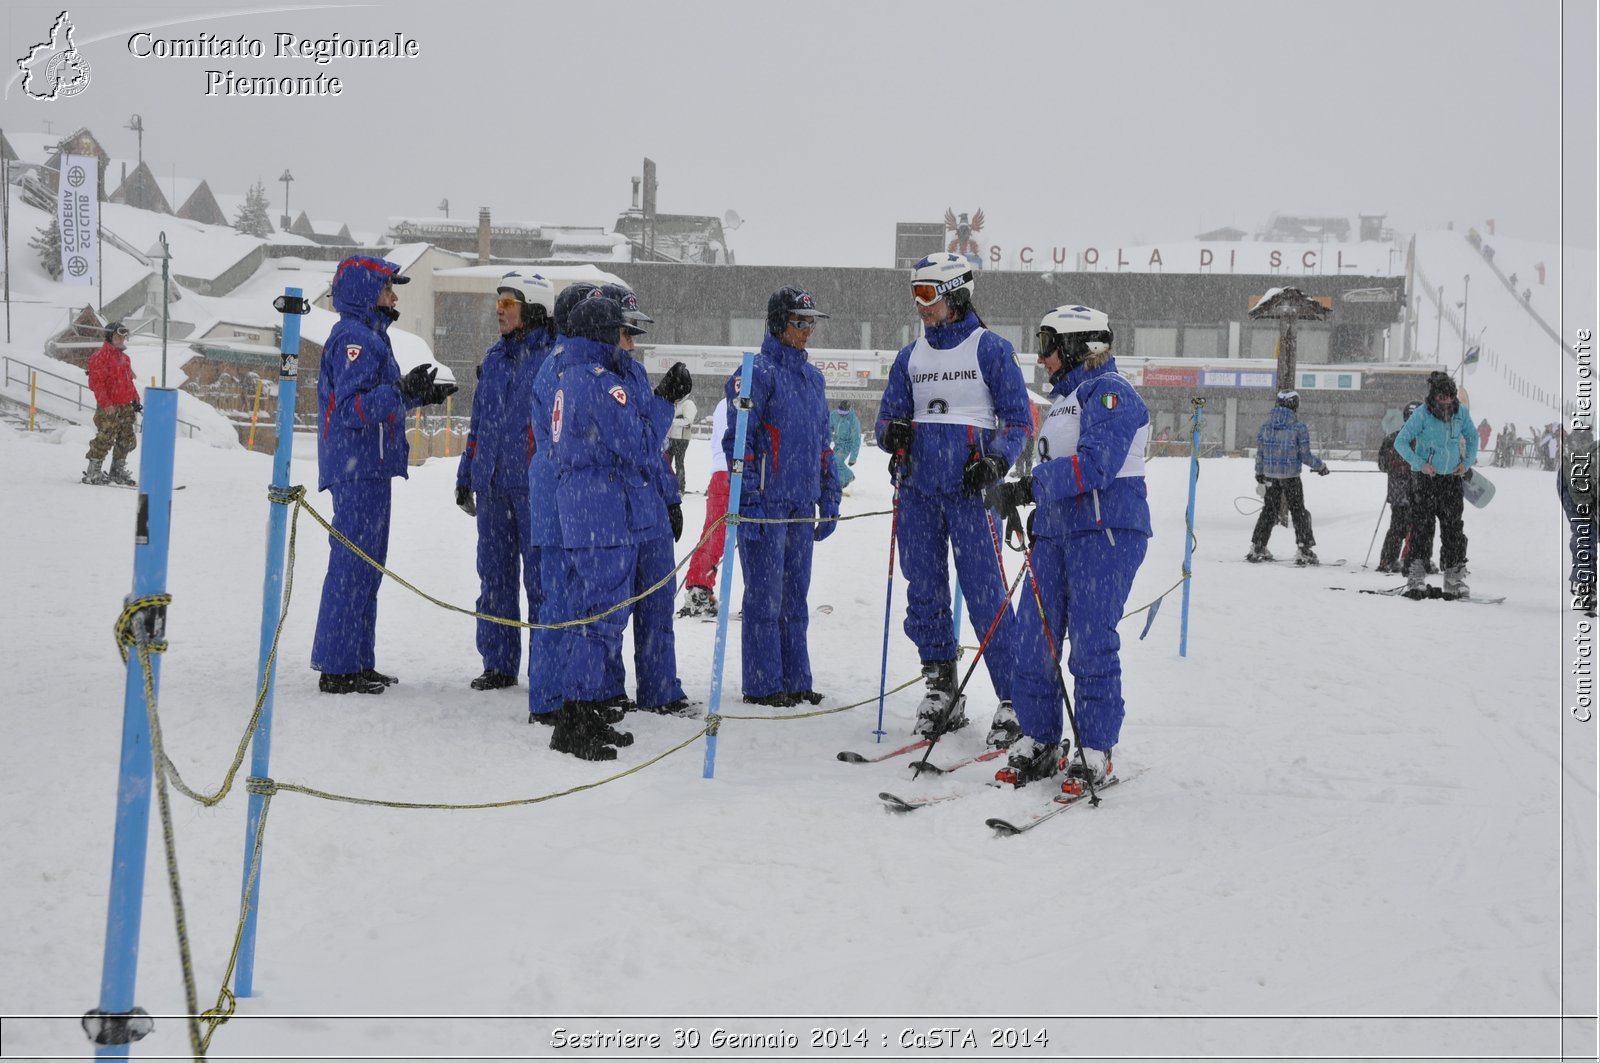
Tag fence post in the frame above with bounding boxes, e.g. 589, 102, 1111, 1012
247, 377, 264, 450
85, 388, 177, 1058
235, 288, 306, 997
704, 351, 756, 780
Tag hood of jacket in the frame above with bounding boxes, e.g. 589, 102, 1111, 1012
1050, 356, 1121, 399
760, 332, 811, 369
331, 256, 405, 323
559, 333, 629, 376
1266, 405, 1301, 430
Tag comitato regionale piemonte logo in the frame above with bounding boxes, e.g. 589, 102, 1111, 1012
17, 11, 92, 101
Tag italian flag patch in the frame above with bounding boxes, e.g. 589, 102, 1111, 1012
1101, 393, 1119, 410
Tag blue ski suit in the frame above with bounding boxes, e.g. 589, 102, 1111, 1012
1012, 357, 1151, 752
550, 336, 674, 703
457, 326, 555, 680
311, 256, 424, 676
623, 355, 688, 710
528, 344, 572, 717
722, 334, 843, 698
874, 312, 1031, 698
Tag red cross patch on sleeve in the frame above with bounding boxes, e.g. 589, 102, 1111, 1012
346, 344, 362, 363
609, 385, 628, 406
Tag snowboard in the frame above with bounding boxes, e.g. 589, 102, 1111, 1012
1460, 467, 1495, 508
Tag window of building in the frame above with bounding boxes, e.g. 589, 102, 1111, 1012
1181, 326, 1222, 358
729, 317, 764, 348
1134, 326, 1179, 357
1245, 327, 1280, 359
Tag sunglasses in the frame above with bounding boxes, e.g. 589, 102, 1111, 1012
786, 317, 818, 331
911, 282, 943, 306
496, 295, 522, 311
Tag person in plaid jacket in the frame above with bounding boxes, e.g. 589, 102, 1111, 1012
1246, 390, 1329, 564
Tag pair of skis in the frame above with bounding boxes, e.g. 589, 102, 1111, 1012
838, 737, 1126, 835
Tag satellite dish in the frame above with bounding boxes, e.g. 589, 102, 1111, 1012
723, 209, 743, 231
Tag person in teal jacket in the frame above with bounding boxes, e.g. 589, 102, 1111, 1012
830, 401, 861, 491
1394, 372, 1478, 597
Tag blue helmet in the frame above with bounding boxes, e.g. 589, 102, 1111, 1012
553, 282, 599, 336
766, 286, 828, 337
595, 283, 652, 336
566, 295, 626, 342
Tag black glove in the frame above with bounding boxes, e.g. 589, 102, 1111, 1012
879, 418, 914, 455
654, 362, 693, 404
962, 452, 1008, 495
1255, 473, 1268, 485
130, 399, 143, 414
421, 379, 459, 406
455, 484, 476, 517
398, 364, 437, 402
985, 476, 1034, 521
1316, 466, 1331, 477
668, 503, 683, 542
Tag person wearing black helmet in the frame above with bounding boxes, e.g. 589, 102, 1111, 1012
721, 285, 842, 707
456, 272, 558, 692
1376, 400, 1425, 573
524, 283, 599, 726
544, 294, 674, 759
83, 322, 141, 485
1246, 389, 1330, 565
1393, 371, 1478, 597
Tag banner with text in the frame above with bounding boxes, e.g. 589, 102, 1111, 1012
57, 154, 99, 288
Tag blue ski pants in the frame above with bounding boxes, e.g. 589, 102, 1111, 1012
311, 478, 391, 676
529, 543, 571, 718
632, 534, 686, 709
896, 486, 1015, 700
1012, 530, 1147, 750
737, 499, 816, 698
474, 489, 540, 678
562, 544, 637, 703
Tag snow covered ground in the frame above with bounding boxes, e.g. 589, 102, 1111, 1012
0, 410, 1593, 1062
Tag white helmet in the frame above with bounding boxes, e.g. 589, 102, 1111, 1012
911, 251, 976, 312
496, 271, 557, 324
1036, 304, 1113, 369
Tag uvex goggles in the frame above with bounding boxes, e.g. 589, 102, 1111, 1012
911, 273, 970, 306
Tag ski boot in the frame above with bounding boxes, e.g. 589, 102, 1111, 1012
470, 670, 517, 691
1245, 544, 1274, 563
83, 458, 109, 485
1443, 564, 1470, 599
1061, 747, 1114, 796
677, 586, 717, 619
787, 690, 826, 706
638, 697, 702, 718
361, 669, 398, 687
107, 460, 136, 486
994, 736, 1063, 788
985, 700, 1020, 748
743, 691, 797, 708
912, 659, 967, 738
318, 671, 387, 694
1404, 559, 1429, 599
549, 701, 630, 761
1294, 546, 1320, 566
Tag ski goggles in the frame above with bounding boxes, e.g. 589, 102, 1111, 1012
911, 282, 943, 306
495, 294, 522, 311
112, 325, 131, 337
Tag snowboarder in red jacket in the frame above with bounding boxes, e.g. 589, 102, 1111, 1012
84, 322, 141, 485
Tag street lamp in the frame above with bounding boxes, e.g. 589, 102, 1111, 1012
437, 198, 449, 219
1460, 273, 1470, 363
146, 233, 170, 386
125, 114, 143, 166
278, 169, 294, 230
1434, 284, 1444, 361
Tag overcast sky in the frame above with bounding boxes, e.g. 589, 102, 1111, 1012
4, 0, 1594, 267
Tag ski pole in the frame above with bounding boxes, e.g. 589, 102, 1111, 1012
1361, 498, 1389, 569
910, 560, 1030, 775
873, 464, 904, 742
1017, 537, 1099, 805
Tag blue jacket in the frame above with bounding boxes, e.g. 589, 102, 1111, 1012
1032, 358, 1152, 538
457, 327, 555, 496
721, 334, 842, 513
1394, 403, 1478, 475
529, 345, 564, 547
624, 356, 683, 516
1254, 406, 1327, 479
317, 260, 424, 491
550, 335, 674, 548
874, 312, 1032, 495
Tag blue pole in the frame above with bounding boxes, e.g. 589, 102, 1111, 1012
951, 578, 965, 646
704, 352, 756, 779
1179, 399, 1205, 657
235, 288, 304, 997
91, 387, 177, 1058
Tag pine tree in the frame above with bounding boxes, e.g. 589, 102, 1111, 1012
233, 180, 274, 237
30, 216, 62, 279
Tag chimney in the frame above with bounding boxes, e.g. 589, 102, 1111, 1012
477, 207, 491, 264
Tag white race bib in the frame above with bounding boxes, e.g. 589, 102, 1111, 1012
907, 328, 996, 428
1037, 379, 1148, 478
